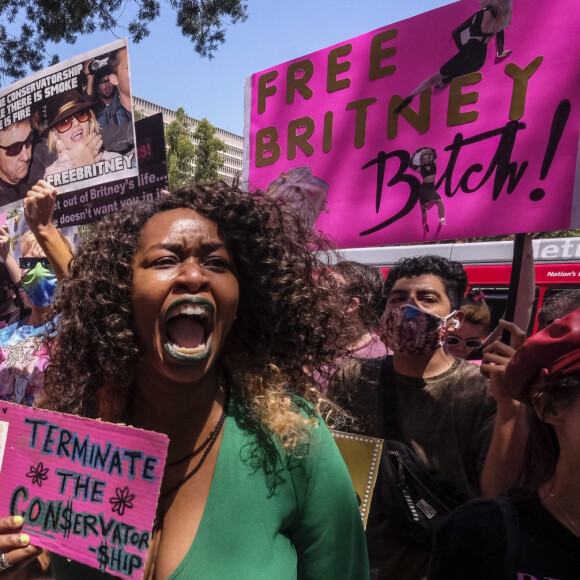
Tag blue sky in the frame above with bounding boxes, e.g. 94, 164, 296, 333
46, 0, 454, 135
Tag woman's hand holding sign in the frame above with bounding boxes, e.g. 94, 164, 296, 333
0, 515, 41, 576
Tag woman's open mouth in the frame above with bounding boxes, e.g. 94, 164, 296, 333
71, 129, 84, 142
163, 297, 214, 363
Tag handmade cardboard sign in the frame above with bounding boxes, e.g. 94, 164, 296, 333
0, 402, 169, 579
331, 430, 383, 528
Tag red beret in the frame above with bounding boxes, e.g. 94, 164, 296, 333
505, 307, 580, 404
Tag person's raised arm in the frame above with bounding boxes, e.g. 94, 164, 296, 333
0, 224, 21, 286
479, 320, 527, 497
24, 180, 73, 281
83, 59, 96, 97
495, 30, 512, 58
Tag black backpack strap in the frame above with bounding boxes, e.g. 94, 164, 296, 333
496, 497, 520, 580
379, 357, 399, 440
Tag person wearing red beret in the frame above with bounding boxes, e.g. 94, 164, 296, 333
428, 308, 580, 580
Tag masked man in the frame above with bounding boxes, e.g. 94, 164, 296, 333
329, 255, 496, 580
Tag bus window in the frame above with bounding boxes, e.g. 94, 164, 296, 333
470, 286, 540, 336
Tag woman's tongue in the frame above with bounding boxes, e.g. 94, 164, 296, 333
166, 317, 205, 350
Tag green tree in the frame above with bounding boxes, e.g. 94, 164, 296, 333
165, 107, 196, 190
0, 0, 248, 85
192, 118, 226, 182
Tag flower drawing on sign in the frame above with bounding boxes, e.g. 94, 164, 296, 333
26, 462, 49, 487
109, 486, 136, 516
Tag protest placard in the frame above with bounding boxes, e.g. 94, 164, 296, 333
0, 39, 137, 206
244, 0, 580, 246
0, 113, 168, 267
0, 402, 168, 579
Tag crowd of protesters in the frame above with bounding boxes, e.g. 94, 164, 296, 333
0, 174, 577, 579
0, 0, 577, 573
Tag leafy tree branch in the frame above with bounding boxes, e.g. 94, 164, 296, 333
0, 0, 248, 86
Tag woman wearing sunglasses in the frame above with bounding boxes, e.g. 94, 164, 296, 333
449, 235, 536, 362
0, 118, 38, 207
43, 90, 121, 179
447, 289, 491, 360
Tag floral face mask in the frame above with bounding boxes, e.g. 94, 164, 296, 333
380, 303, 456, 356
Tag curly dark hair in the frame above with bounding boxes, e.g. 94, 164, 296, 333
383, 255, 467, 310
538, 290, 580, 330
37, 182, 350, 450
332, 261, 385, 331
519, 373, 580, 495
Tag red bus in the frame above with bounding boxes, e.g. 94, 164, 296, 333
340, 238, 580, 333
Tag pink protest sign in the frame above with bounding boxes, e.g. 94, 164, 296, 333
244, 0, 580, 247
0, 402, 169, 579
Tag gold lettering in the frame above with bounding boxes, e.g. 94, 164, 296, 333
447, 73, 481, 127
286, 60, 314, 105
388, 92, 431, 139
327, 45, 352, 93
369, 29, 398, 80
323, 111, 333, 153
288, 117, 315, 160
506, 57, 543, 121
346, 98, 377, 149
255, 127, 280, 167
257, 71, 278, 115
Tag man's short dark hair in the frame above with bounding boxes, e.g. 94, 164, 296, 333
538, 290, 580, 330
383, 255, 468, 311
332, 260, 386, 329
94, 66, 113, 84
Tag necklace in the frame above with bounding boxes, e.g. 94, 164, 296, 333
165, 431, 214, 467
158, 389, 229, 503
548, 492, 580, 535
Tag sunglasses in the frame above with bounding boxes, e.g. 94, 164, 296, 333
446, 335, 483, 349
0, 132, 35, 157
54, 110, 91, 134
19, 257, 51, 270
